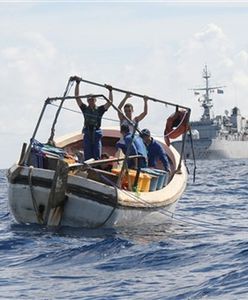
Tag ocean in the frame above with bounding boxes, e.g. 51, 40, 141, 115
0, 159, 248, 299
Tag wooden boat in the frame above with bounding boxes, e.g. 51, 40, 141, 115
7, 77, 191, 228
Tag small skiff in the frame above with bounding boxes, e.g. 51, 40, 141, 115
7, 77, 190, 228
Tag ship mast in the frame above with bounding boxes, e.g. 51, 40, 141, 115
192, 65, 225, 121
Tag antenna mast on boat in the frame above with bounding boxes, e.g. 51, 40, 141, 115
192, 65, 225, 121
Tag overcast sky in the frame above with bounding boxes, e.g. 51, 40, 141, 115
1, 1, 248, 168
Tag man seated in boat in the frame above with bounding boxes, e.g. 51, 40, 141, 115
72, 76, 113, 161
140, 129, 171, 172
96, 152, 114, 172
116, 124, 147, 169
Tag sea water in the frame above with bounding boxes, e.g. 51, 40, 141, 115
0, 159, 248, 299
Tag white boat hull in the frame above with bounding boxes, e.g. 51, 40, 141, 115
9, 182, 177, 228
8, 129, 187, 228
8, 161, 185, 228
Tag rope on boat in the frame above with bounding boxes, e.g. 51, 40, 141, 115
28, 166, 44, 224
120, 190, 241, 232
75, 166, 119, 229
26, 163, 245, 232
47, 79, 74, 145
104, 179, 242, 233
188, 128, 197, 182
49, 103, 120, 123
94, 179, 118, 229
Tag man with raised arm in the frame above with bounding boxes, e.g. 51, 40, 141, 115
116, 124, 147, 169
118, 93, 148, 133
72, 76, 113, 160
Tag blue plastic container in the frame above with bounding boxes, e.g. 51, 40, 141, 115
149, 174, 159, 191
150, 169, 169, 188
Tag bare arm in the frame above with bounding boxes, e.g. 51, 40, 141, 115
118, 93, 132, 120
104, 85, 113, 110
73, 76, 83, 108
134, 96, 148, 123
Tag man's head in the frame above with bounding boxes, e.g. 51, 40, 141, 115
140, 128, 151, 144
124, 103, 134, 118
120, 124, 130, 136
87, 95, 97, 108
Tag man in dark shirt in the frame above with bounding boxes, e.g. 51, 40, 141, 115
73, 76, 113, 160
140, 128, 170, 172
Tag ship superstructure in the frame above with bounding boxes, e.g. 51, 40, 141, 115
172, 66, 248, 159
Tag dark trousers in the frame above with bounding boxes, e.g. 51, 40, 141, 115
83, 128, 103, 160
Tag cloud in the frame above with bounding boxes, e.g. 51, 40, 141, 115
1, 4, 248, 168
0, 32, 74, 147
194, 23, 226, 42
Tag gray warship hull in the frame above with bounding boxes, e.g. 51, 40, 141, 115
173, 138, 248, 160
173, 65, 248, 160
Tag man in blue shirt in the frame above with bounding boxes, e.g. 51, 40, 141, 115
140, 128, 170, 172
116, 124, 147, 169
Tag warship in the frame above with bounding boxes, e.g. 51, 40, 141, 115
172, 66, 248, 159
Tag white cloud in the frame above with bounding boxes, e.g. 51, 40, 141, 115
0, 32, 72, 146
1, 3, 248, 168
195, 23, 226, 42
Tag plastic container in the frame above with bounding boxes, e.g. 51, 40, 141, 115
128, 170, 143, 192
140, 168, 159, 191
140, 173, 151, 192
111, 168, 151, 192
149, 174, 159, 191
150, 169, 169, 188
141, 168, 169, 190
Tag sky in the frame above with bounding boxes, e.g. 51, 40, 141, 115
1, 1, 248, 168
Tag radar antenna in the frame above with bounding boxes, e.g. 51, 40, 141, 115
192, 65, 225, 121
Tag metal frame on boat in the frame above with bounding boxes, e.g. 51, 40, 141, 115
7, 77, 191, 228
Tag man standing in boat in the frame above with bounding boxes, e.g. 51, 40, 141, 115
72, 76, 113, 161
118, 93, 148, 132
140, 129, 171, 172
